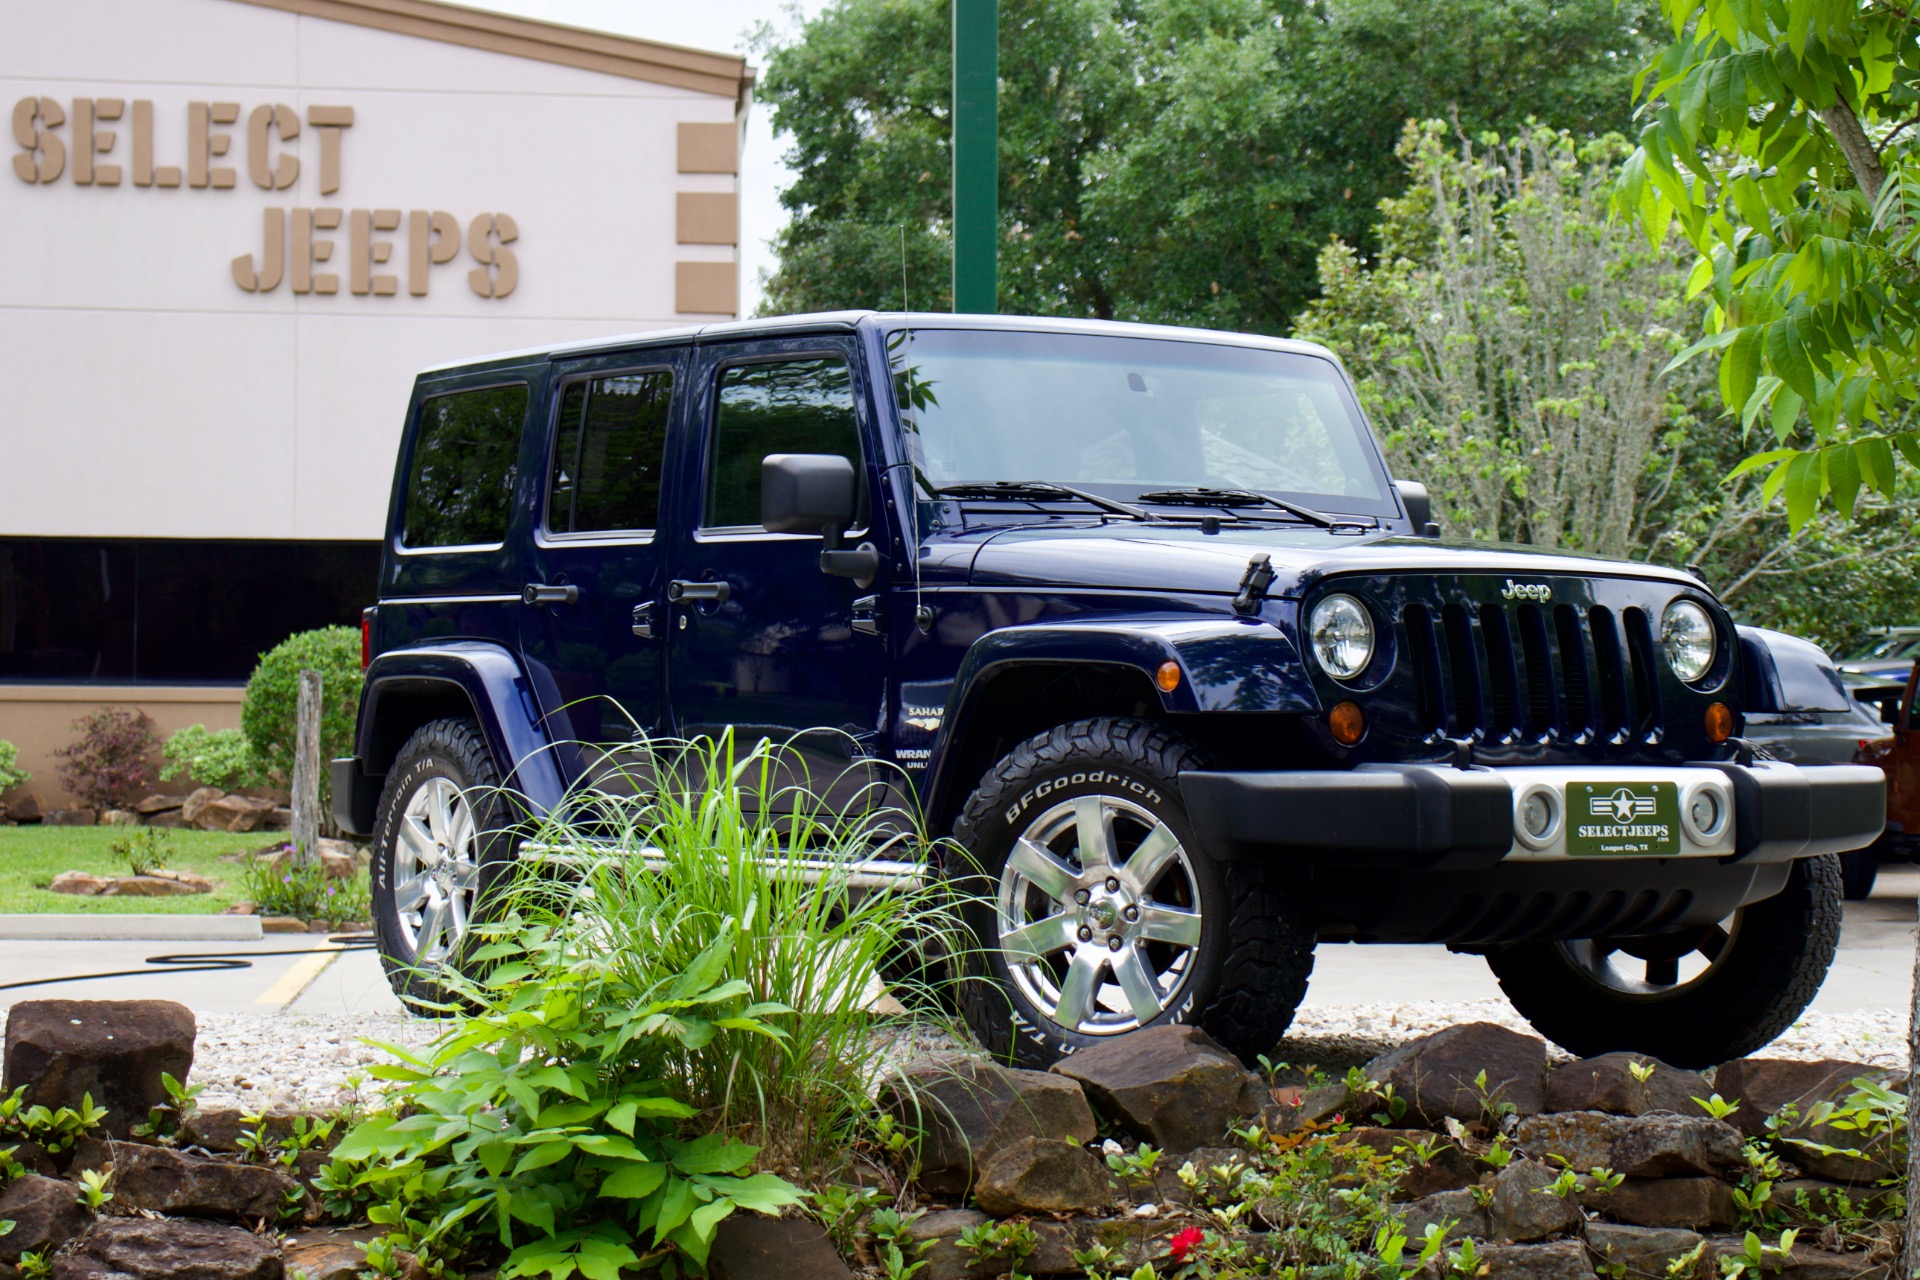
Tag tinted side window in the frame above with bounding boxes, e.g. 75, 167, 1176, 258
706, 358, 859, 529
547, 371, 674, 535
402, 384, 530, 548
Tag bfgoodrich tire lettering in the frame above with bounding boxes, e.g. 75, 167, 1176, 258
370, 717, 515, 1012
1485, 854, 1843, 1068
953, 717, 1315, 1068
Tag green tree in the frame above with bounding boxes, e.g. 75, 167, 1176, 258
755, 0, 1660, 331
1619, 0, 1920, 527
1297, 121, 1920, 644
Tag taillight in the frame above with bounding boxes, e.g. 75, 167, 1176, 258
361, 606, 375, 669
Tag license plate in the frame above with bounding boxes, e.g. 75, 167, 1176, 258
1566, 781, 1681, 856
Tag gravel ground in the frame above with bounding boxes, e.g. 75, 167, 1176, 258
180, 1000, 1912, 1114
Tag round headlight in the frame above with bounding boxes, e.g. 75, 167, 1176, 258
1310, 594, 1375, 681
1661, 599, 1717, 684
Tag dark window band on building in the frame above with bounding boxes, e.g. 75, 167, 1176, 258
0, 539, 380, 684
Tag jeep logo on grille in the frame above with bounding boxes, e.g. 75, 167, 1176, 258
1500, 579, 1551, 602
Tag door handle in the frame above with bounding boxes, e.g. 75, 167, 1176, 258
631, 602, 655, 639
522, 582, 580, 606
667, 579, 731, 603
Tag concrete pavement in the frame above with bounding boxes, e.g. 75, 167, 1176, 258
0, 867, 1912, 1020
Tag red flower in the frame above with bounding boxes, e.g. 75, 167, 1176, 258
1169, 1227, 1206, 1263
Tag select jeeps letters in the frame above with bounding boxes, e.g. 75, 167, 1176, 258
333, 313, 1886, 1070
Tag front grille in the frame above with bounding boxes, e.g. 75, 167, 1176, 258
1404, 599, 1664, 745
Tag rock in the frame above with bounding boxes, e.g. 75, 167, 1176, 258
1051, 1024, 1268, 1152
1586, 1224, 1708, 1280
1709, 1059, 1888, 1138
1396, 1188, 1491, 1245
1772, 1178, 1900, 1222
1516, 1111, 1624, 1172
1706, 1236, 1888, 1280
1489, 1159, 1583, 1242
1026, 1219, 1183, 1275
133, 795, 183, 816
146, 869, 215, 891
265, 808, 293, 832
0, 1174, 93, 1262
262, 917, 309, 934
1341, 1127, 1478, 1198
1360, 1022, 1548, 1126
9, 794, 43, 823
103, 875, 204, 898
1263, 1081, 1351, 1133
3, 999, 195, 1138
1149, 1146, 1246, 1206
102, 1141, 298, 1220
706, 1216, 854, 1280
1610, 1114, 1744, 1178
49, 871, 112, 896
1480, 1240, 1597, 1280
880, 1058, 1098, 1196
282, 1228, 385, 1280
50, 1219, 282, 1280
1546, 1055, 1711, 1117
180, 1108, 329, 1155
972, 1136, 1113, 1216
5, 1141, 59, 1177
262, 846, 358, 881
100, 809, 138, 827
180, 788, 225, 826
1595, 1177, 1737, 1230
903, 1209, 996, 1280
194, 795, 277, 833
148, 811, 185, 829
45, 809, 97, 826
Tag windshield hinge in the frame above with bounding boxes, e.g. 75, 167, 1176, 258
1231, 554, 1275, 616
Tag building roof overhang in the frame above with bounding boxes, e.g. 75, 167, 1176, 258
227, 0, 754, 106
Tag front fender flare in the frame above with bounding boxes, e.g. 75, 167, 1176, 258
921, 614, 1318, 826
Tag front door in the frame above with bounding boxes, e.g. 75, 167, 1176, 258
663, 337, 892, 811
518, 354, 683, 787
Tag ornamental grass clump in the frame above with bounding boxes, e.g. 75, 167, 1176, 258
326, 733, 967, 1280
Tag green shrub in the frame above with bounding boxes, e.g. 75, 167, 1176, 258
324, 734, 966, 1280
241, 851, 370, 927
240, 626, 363, 811
0, 740, 27, 793
159, 725, 266, 791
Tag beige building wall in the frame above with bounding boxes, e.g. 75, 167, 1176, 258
0, 685, 244, 812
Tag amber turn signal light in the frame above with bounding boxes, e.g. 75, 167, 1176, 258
1156, 661, 1182, 693
1329, 700, 1367, 746
1705, 701, 1733, 744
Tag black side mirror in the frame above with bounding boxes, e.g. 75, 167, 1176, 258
1394, 479, 1440, 538
761, 453, 880, 586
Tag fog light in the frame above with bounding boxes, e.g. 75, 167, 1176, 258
1329, 701, 1367, 746
1705, 702, 1733, 744
1515, 786, 1559, 849
1683, 784, 1729, 842
1156, 660, 1182, 693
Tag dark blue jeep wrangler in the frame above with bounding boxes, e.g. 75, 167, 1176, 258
333, 312, 1884, 1069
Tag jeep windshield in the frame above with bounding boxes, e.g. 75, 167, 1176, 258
888, 327, 1396, 519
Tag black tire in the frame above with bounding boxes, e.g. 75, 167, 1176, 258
952, 717, 1315, 1068
370, 717, 517, 1012
1840, 844, 1881, 900
1485, 854, 1843, 1068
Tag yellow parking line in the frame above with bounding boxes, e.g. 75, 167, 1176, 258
254, 944, 343, 1008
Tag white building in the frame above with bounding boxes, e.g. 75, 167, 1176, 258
0, 0, 752, 798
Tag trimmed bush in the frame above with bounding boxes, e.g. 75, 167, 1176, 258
241, 627, 363, 818
53, 708, 157, 810
0, 739, 27, 793
159, 724, 266, 791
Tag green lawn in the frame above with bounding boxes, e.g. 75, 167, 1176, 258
0, 826, 281, 913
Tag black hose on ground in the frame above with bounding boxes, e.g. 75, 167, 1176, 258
0, 935, 378, 991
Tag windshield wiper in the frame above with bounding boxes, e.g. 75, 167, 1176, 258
934, 481, 1150, 521
1135, 486, 1372, 530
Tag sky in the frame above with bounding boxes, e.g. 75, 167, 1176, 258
463, 0, 835, 317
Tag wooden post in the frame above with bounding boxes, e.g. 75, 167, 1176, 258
292, 669, 322, 868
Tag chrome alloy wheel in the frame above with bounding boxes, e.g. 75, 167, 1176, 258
392, 777, 481, 966
996, 794, 1205, 1036
1557, 913, 1742, 999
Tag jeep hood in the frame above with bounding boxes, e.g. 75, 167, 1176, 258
960, 523, 1701, 597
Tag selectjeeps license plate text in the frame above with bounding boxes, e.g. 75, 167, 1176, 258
1566, 781, 1681, 856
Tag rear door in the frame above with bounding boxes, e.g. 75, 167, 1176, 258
661, 335, 893, 809
517, 352, 685, 781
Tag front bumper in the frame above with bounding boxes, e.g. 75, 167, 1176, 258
1181, 760, 1885, 871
